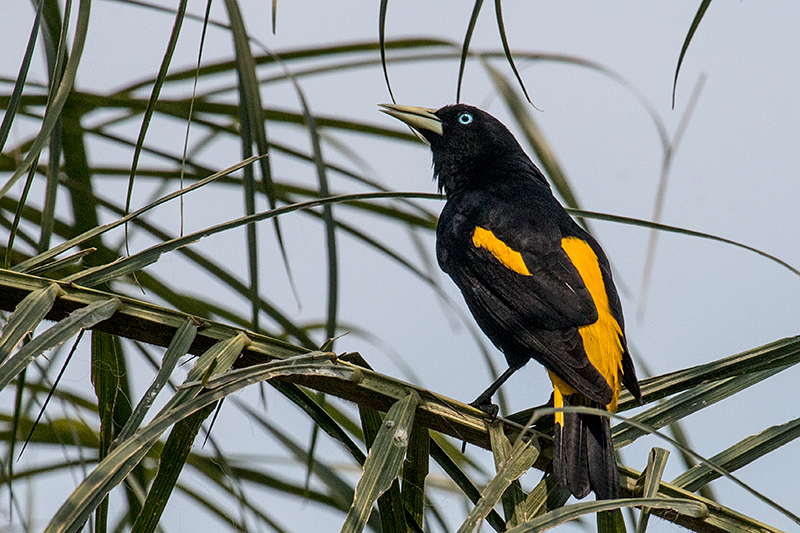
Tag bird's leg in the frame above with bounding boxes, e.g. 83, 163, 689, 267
469, 364, 523, 417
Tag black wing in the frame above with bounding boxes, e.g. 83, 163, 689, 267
437, 189, 614, 404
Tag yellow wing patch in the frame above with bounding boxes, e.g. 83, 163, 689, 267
472, 227, 531, 276
557, 236, 624, 412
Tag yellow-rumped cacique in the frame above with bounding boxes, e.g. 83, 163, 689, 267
380, 103, 642, 500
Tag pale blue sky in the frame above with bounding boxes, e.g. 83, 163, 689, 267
2, 1, 800, 531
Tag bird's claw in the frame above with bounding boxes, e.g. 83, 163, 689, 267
469, 399, 499, 420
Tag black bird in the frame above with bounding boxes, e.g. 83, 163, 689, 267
380, 103, 641, 500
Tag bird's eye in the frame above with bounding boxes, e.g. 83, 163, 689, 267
458, 112, 473, 125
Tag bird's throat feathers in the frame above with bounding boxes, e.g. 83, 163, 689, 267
433, 150, 547, 196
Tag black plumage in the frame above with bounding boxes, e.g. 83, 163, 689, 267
381, 103, 641, 500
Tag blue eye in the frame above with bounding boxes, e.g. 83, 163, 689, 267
458, 112, 473, 125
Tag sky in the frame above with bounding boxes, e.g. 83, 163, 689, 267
2, 1, 800, 532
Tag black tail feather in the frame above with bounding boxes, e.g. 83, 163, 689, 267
553, 395, 619, 500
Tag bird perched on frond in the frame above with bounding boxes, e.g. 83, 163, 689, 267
380, 103, 641, 500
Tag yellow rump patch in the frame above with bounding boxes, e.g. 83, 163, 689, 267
472, 227, 531, 276
557, 236, 624, 412
550, 374, 567, 427
549, 373, 593, 427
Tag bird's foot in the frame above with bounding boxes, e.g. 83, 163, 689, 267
469, 397, 499, 420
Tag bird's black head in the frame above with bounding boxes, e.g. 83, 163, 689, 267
380, 103, 538, 195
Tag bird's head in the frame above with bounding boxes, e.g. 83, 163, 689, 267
380, 103, 530, 195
